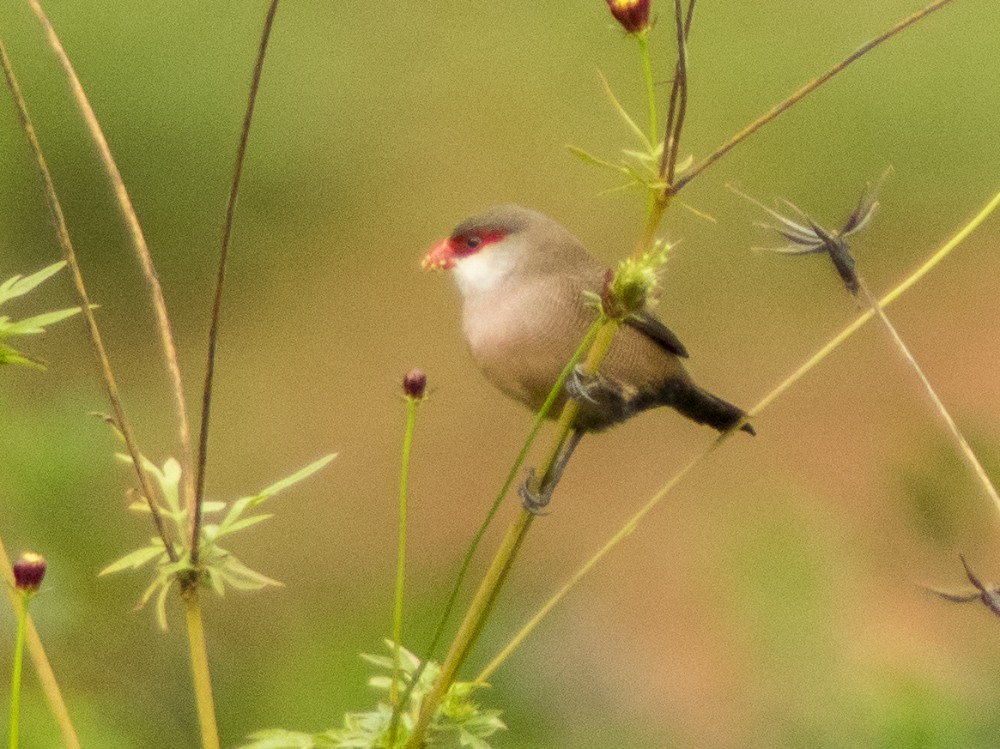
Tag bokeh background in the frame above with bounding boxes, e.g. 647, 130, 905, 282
2, 1, 999, 747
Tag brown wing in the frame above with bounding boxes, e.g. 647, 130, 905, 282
624, 311, 689, 358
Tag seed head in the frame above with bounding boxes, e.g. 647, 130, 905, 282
604, 0, 652, 35
402, 368, 427, 400
13, 552, 46, 594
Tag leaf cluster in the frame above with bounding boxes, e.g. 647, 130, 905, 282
100, 449, 334, 629
241, 642, 505, 749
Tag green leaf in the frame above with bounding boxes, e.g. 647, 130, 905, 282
254, 453, 336, 502
219, 453, 334, 534
0, 261, 66, 307
597, 70, 651, 149
99, 543, 166, 575
154, 577, 173, 631
0, 306, 82, 336
215, 513, 273, 539
216, 554, 282, 592
567, 145, 631, 175
0, 346, 45, 370
238, 730, 321, 749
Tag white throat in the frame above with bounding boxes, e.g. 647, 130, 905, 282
452, 237, 521, 295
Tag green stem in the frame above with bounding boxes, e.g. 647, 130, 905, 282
388, 321, 602, 740
8, 593, 27, 749
636, 32, 657, 150
405, 317, 620, 749
387, 398, 417, 746
635, 32, 660, 221
183, 587, 219, 749
0, 539, 78, 749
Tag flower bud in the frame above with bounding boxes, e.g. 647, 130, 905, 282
604, 0, 651, 35
13, 552, 46, 594
402, 368, 427, 400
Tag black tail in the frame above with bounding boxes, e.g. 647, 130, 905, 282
660, 379, 755, 435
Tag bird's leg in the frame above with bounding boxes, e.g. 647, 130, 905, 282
519, 429, 585, 513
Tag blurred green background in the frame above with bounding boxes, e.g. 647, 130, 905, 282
1, 1, 999, 747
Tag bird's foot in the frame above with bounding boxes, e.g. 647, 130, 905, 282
566, 365, 604, 405
518, 468, 552, 514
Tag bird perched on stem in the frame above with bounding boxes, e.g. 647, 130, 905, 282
423, 205, 753, 506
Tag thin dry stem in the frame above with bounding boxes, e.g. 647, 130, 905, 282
856, 277, 1000, 518
26, 0, 196, 524
193, 0, 280, 564
660, 0, 692, 187
671, 0, 956, 193
476, 186, 1000, 682
0, 32, 176, 560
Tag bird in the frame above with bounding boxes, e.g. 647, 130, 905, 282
423, 205, 753, 505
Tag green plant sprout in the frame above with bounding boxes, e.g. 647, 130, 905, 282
241, 642, 504, 749
0, 262, 81, 370
100, 448, 334, 630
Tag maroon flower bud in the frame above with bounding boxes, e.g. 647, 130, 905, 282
604, 0, 651, 34
402, 368, 427, 400
13, 552, 46, 594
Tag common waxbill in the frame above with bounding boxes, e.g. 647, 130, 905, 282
423, 205, 754, 440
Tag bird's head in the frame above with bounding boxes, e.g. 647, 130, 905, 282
422, 205, 547, 294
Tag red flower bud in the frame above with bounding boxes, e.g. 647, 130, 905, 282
13, 552, 46, 594
604, 0, 651, 34
402, 368, 427, 400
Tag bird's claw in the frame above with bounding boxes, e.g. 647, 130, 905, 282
565, 365, 602, 405
518, 468, 552, 514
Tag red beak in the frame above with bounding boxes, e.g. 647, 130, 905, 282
422, 238, 456, 270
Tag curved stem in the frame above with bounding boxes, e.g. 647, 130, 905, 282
194, 0, 281, 562
0, 31, 176, 560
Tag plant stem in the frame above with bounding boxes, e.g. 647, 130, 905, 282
386, 397, 417, 746
473, 186, 1000, 681
8, 592, 27, 749
671, 0, 956, 194
636, 33, 657, 151
389, 322, 602, 733
405, 317, 619, 749
183, 587, 220, 749
194, 0, 280, 563
856, 277, 1000, 517
0, 31, 176, 560
26, 0, 196, 524
661, 0, 690, 189
0, 539, 78, 749
405, 511, 534, 749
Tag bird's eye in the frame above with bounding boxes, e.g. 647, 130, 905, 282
464, 235, 481, 250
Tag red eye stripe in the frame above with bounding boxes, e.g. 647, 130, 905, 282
449, 230, 507, 258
